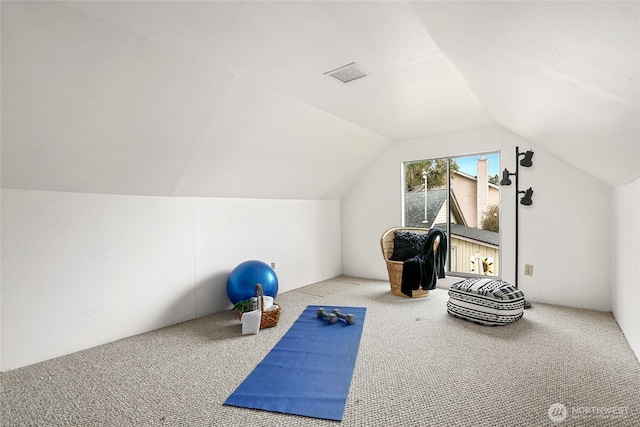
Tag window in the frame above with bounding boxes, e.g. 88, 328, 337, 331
403, 153, 501, 277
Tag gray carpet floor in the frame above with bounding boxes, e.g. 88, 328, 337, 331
2, 276, 639, 426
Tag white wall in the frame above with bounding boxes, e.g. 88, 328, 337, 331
342, 125, 613, 311
1, 189, 341, 371
612, 178, 640, 360
193, 198, 342, 316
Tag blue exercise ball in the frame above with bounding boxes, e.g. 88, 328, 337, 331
226, 260, 279, 304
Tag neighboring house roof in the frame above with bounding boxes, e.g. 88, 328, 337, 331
405, 187, 499, 247
405, 188, 466, 228
435, 223, 500, 247
405, 188, 447, 227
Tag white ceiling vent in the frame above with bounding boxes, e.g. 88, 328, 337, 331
324, 62, 371, 84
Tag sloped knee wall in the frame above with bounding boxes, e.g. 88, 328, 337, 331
1, 190, 341, 371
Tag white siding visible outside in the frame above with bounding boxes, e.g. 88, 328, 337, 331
434, 198, 450, 225
450, 236, 500, 275
451, 172, 478, 227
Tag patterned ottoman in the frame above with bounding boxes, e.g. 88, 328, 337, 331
447, 278, 525, 326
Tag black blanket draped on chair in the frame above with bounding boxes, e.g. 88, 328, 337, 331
400, 228, 447, 297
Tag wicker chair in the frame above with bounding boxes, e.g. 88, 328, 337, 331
380, 227, 441, 298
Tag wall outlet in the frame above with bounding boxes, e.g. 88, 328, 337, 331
524, 264, 534, 276
270, 262, 276, 270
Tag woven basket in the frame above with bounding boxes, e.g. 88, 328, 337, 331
237, 284, 280, 329
380, 227, 435, 298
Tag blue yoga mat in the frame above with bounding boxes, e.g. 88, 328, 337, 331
224, 305, 366, 421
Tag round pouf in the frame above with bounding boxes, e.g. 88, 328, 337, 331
226, 260, 279, 304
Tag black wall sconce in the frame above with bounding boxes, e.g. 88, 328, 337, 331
501, 146, 534, 308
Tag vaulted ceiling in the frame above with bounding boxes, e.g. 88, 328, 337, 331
2, 1, 638, 199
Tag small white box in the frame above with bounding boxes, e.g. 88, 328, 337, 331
241, 310, 261, 335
